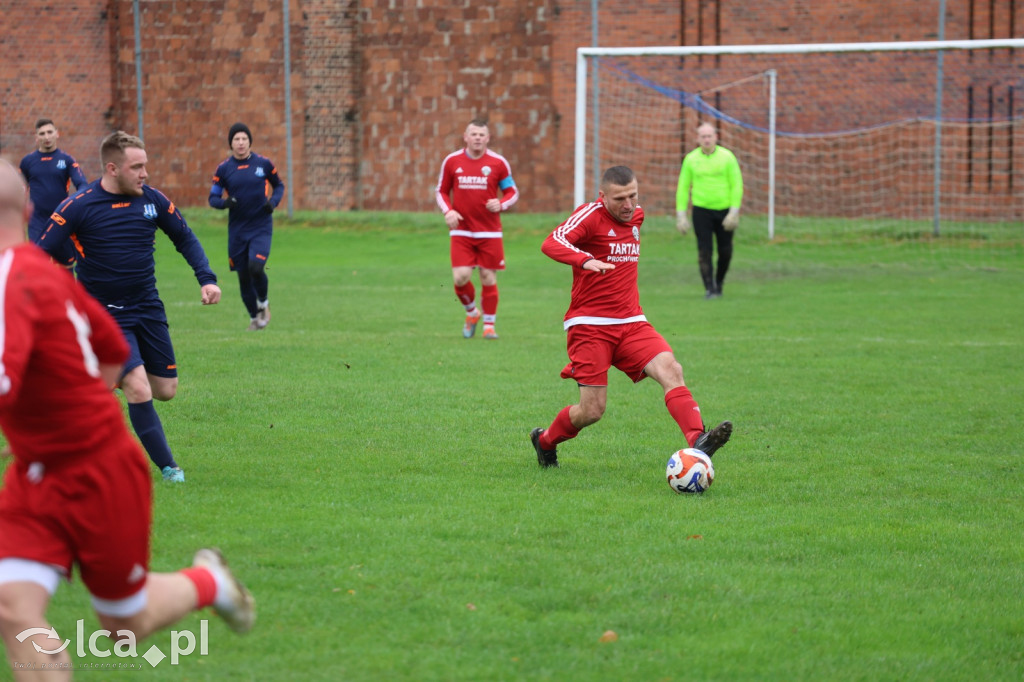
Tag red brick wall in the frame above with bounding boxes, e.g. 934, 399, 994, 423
2, 0, 1021, 214
355, 1, 558, 212
302, 0, 359, 210
0, 2, 114, 180
107, 0, 302, 209
550, 0, 1022, 217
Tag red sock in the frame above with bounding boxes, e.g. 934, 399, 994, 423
542, 405, 580, 448
481, 284, 498, 317
665, 386, 705, 447
455, 282, 475, 308
181, 567, 217, 609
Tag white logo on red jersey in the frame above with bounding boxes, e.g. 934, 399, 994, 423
128, 563, 146, 584
632, 226, 640, 241
482, 166, 492, 176
609, 242, 640, 256
456, 176, 488, 189
607, 229, 617, 237
455, 167, 464, 173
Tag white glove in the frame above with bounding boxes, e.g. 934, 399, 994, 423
723, 207, 740, 231
675, 210, 689, 236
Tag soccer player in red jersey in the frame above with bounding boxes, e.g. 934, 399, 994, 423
435, 118, 519, 339
530, 165, 732, 468
0, 159, 253, 679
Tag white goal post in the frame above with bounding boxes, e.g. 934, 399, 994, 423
574, 39, 1024, 239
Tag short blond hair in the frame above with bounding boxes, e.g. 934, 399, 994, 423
100, 131, 145, 167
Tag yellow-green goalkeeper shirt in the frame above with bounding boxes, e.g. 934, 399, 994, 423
676, 145, 743, 212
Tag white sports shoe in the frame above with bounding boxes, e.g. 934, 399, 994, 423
192, 548, 255, 633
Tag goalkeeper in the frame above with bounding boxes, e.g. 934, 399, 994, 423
675, 122, 743, 299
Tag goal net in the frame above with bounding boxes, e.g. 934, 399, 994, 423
575, 40, 1024, 250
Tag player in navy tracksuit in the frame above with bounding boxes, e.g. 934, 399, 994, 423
209, 122, 285, 331
34, 131, 222, 483
19, 118, 88, 268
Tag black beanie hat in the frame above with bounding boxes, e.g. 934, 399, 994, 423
228, 122, 252, 148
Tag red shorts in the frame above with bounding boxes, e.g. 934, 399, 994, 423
0, 440, 152, 601
560, 321, 673, 386
450, 235, 506, 270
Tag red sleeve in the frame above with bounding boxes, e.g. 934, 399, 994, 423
435, 156, 455, 213
496, 157, 520, 211
0, 256, 38, 409
541, 203, 599, 268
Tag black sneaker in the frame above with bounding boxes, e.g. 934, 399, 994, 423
692, 420, 732, 457
530, 427, 558, 468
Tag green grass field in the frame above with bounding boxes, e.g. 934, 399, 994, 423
4, 209, 1023, 681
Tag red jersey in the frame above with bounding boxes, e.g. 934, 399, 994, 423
0, 244, 135, 465
435, 149, 519, 237
542, 201, 647, 329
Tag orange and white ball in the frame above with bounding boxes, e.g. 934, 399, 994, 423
666, 448, 715, 494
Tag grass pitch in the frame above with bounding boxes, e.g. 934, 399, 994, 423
4, 209, 1023, 681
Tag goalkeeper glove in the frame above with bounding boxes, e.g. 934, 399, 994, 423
675, 210, 689, 236
225, 196, 238, 210
723, 207, 740, 231
263, 199, 275, 214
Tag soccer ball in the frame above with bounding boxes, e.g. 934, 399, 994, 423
666, 448, 715, 494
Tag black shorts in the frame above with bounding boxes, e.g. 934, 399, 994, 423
109, 303, 177, 378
